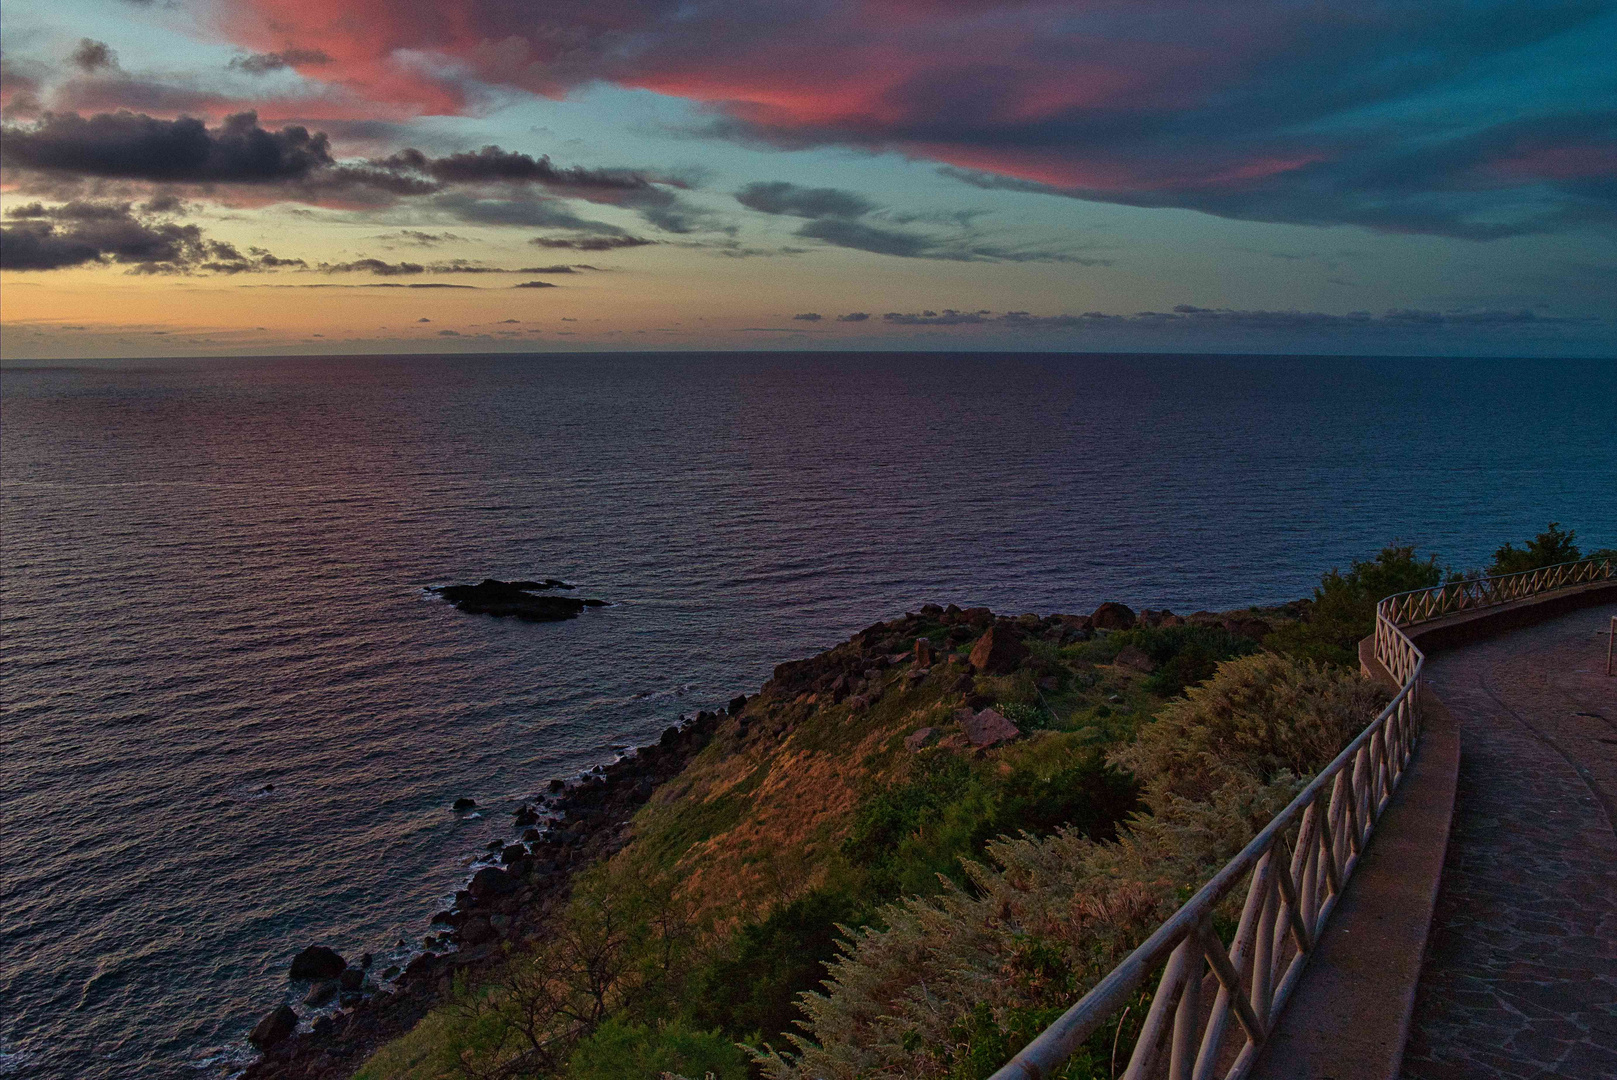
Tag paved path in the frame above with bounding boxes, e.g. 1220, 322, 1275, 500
1401, 603, 1617, 1080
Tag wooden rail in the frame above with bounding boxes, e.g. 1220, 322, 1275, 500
988, 556, 1614, 1080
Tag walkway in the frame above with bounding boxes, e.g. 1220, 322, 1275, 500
1401, 603, 1617, 1080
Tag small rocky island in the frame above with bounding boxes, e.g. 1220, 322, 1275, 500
432, 578, 606, 621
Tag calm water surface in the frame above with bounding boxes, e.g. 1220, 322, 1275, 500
1, 352, 1612, 1078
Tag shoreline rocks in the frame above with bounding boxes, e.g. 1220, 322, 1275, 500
241, 709, 724, 1080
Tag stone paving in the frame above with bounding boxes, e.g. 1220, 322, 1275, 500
1402, 603, 1617, 1080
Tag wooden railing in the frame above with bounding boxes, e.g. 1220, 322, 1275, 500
988, 556, 1612, 1080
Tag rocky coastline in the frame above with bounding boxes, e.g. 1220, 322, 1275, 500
237, 597, 1299, 1078
239, 704, 732, 1079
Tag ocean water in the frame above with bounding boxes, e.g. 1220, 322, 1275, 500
1, 351, 1612, 1079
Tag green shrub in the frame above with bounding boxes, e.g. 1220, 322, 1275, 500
566, 1017, 750, 1080
688, 887, 867, 1045
763, 653, 1384, 1080
1489, 522, 1581, 575
1268, 543, 1444, 667
842, 752, 1137, 898
1107, 624, 1260, 697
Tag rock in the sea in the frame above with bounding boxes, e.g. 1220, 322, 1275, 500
467, 866, 517, 901
338, 967, 364, 991
289, 945, 347, 981
958, 707, 1021, 748
433, 579, 598, 621
513, 804, 539, 826
1090, 602, 1137, 631
248, 1004, 298, 1049
302, 980, 336, 1006
969, 624, 1029, 674
452, 797, 478, 811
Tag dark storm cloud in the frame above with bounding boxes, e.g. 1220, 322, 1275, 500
1, 111, 334, 183
735, 181, 873, 219
215, 0, 1615, 240
738, 178, 1106, 262
0, 199, 302, 272
316, 257, 524, 274
792, 312, 822, 321
837, 312, 870, 322
1, 112, 702, 233
228, 49, 332, 74
70, 40, 118, 73
530, 235, 655, 251
431, 192, 625, 231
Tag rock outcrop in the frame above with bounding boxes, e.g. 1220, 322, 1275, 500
249, 1005, 298, 1050
432, 579, 604, 621
289, 946, 346, 981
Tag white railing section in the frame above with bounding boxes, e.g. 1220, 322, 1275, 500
989, 556, 1613, 1080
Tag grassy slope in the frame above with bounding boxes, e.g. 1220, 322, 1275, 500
355, 604, 1289, 1078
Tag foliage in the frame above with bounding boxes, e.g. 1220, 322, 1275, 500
1106, 624, 1261, 697
688, 887, 868, 1046
758, 654, 1385, 1080
1267, 544, 1444, 667
1488, 522, 1581, 576
420, 863, 699, 1080
565, 1017, 749, 1080
841, 750, 1139, 899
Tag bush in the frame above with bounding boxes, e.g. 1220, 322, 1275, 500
762, 654, 1384, 1080
688, 888, 867, 1045
1110, 652, 1390, 806
1107, 624, 1260, 697
1489, 522, 1581, 576
841, 752, 1138, 898
1268, 544, 1444, 667
566, 1017, 750, 1080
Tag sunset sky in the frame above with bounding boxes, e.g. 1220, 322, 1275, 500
2, 0, 1614, 358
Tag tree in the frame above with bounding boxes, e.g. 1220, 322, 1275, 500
1489, 523, 1581, 576
1268, 544, 1444, 667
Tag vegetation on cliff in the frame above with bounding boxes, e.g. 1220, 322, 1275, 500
348, 527, 1595, 1080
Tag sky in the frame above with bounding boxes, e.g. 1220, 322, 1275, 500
1, 0, 1614, 358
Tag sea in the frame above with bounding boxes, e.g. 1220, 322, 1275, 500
2, 352, 1612, 1079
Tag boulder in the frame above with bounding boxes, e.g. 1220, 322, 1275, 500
289, 945, 347, 981
958, 707, 1021, 748
501, 844, 526, 865
1090, 602, 1137, 631
1114, 645, 1157, 673
452, 797, 477, 811
904, 727, 938, 752
960, 606, 993, 628
1060, 614, 1094, 631
728, 694, 749, 715
338, 967, 364, 991
467, 866, 517, 901
1223, 617, 1273, 641
1161, 614, 1187, 628
302, 980, 337, 1006
248, 1004, 298, 1049
513, 804, 539, 826
913, 637, 937, 667
969, 625, 1029, 674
